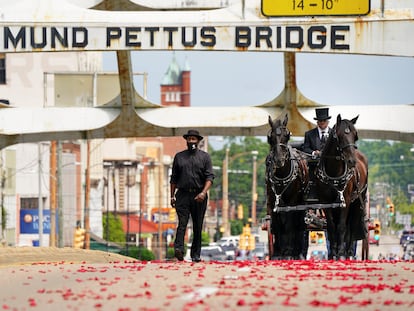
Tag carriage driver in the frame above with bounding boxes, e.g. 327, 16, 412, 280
302, 108, 332, 201
303, 107, 331, 159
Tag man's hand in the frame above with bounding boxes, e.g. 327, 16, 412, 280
312, 150, 321, 159
195, 192, 206, 202
170, 197, 176, 208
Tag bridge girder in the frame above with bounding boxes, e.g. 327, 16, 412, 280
0, 0, 413, 148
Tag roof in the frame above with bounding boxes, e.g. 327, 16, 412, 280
119, 214, 158, 234
161, 54, 182, 86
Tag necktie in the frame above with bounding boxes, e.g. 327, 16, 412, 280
321, 131, 326, 143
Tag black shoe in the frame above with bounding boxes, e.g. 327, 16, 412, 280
192, 257, 201, 262
174, 249, 184, 261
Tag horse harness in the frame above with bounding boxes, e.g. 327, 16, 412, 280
315, 131, 367, 209
267, 144, 307, 212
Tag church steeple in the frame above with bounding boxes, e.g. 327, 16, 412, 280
160, 54, 191, 107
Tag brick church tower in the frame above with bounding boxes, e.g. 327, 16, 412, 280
160, 54, 191, 107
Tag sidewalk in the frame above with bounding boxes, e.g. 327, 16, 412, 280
0, 246, 133, 267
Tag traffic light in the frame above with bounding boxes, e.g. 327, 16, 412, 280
239, 225, 255, 250
238, 233, 248, 250
389, 203, 395, 216
310, 231, 317, 244
168, 208, 176, 222
248, 234, 256, 251
386, 197, 395, 216
316, 231, 325, 244
237, 204, 244, 220
373, 221, 381, 241
74, 227, 86, 249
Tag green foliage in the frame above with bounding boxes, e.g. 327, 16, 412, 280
208, 136, 268, 222
355, 140, 414, 226
358, 140, 414, 194
230, 219, 243, 235
202, 231, 210, 246
166, 247, 175, 259
102, 213, 126, 244
121, 246, 155, 261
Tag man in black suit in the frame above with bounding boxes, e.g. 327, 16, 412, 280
302, 107, 332, 199
302, 107, 331, 157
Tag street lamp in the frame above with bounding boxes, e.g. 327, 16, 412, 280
222, 149, 258, 236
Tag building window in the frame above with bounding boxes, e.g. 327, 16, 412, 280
21, 197, 39, 210
0, 54, 5, 84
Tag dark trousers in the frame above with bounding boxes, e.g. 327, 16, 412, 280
174, 190, 207, 259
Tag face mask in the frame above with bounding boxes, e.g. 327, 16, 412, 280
187, 142, 197, 152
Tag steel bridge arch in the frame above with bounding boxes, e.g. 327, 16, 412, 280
0, 0, 413, 148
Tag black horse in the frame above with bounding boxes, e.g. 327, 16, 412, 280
266, 114, 309, 259
315, 114, 368, 260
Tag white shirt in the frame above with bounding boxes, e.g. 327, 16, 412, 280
318, 127, 329, 140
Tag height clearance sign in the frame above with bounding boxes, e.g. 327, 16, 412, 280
262, 0, 370, 16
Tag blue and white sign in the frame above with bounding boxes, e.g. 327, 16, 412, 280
20, 209, 56, 234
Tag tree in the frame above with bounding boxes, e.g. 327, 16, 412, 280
208, 136, 268, 227
102, 213, 126, 244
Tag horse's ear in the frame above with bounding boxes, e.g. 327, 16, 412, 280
336, 114, 342, 125
268, 115, 273, 128
283, 113, 288, 126
351, 115, 359, 124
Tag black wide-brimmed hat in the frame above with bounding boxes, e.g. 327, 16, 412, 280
314, 108, 331, 121
183, 129, 203, 140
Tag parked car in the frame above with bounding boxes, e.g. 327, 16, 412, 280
252, 242, 269, 260
400, 229, 414, 247
200, 245, 228, 262
217, 236, 239, 248
217, 236, 240, 260
403, 241, 414, 261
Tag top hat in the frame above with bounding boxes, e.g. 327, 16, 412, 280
314, 108, 331, 121
183, 129, 203, 140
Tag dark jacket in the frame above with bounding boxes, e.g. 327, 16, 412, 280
302, 127, 331, 155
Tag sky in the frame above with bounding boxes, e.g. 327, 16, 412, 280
102, 51, 414, 107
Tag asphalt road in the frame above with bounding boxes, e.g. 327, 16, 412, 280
0, 246, 413, 311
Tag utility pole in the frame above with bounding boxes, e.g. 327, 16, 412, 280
157, 144, 164, 259
38, 143, 43, 246
49, 141, 57, 247
251, 151, 258, 226
57, 142, 63, 248
222, 148, 230, 236
84, 140, 91, 249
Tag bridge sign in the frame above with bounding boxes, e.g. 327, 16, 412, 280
262, 0, 370, 17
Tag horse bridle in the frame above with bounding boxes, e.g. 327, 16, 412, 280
271, 143, 290, 167
324, 128, 358, 161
